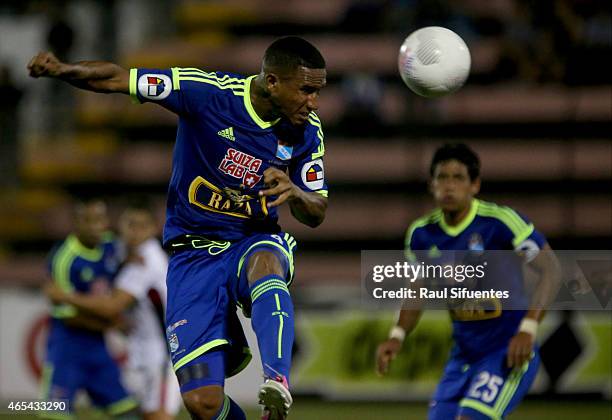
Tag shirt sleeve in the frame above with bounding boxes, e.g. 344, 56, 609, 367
289, 113, 328, 198
48, 244, 78, 318
114, 263, 150, 301
497, 207, 547, 262
404, 222, 424, 263
128, 67, 220, 115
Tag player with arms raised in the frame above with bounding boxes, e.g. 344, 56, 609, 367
29, 36, 328, 420
376, 144, 560, 420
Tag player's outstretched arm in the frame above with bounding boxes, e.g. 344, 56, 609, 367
260, 167, 327, 227
27, 51, 129, 94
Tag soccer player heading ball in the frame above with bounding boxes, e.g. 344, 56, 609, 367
376, 144, 561, 420
29, 36, 328, 420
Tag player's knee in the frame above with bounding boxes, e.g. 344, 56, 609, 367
181, 386, 224, 420
246, 251, 284, 285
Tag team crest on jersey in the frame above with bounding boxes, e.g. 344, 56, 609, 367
301, 159, 324, 190
138, 73, 172, 100
468, 233, 485, 253
219, 148, 263, 188
276, 142, 293, 160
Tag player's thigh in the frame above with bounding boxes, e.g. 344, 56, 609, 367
458, 350, 540, 419
235, 232, 296, 290
165, 249, 231, 370
176, 350, 226, 417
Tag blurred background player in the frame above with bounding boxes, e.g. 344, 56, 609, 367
28, 35, 328, 420
376, 144, 561, 420
46, 197, 182, 420
0, 2, 610, 419
42, 197, 139, 419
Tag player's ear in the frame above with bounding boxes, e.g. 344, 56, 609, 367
265, 73, 280, 94
471, 177, 481, 195
428, 179, 435, 195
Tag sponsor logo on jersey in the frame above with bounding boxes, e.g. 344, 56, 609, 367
219, 148, 263, 188
301, 159, 324, 190
137, 73, 172, 100
218, 127, 236, 141
189, 176, 268, 219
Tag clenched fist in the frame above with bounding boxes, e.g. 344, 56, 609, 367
27, 51, 62, 78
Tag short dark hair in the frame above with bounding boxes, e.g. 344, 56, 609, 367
74, 195, 106, 212
124, 195, 155, 215
430, 143, 480, 180
263, 36, 325, 72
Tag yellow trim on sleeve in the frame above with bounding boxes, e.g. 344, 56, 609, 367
129, 68, 140, 104
171, 67, 181, 90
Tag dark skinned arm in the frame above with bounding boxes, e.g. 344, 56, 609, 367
376, 288, 425, 376
27, 51, 129, 94
507, 243, 561, 368
259, 167, 327, 227
45, 282, 136, 321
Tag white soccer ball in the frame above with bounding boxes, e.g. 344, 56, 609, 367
398, 26, 471, 98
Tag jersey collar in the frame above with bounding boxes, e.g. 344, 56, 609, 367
243, 75, 280, 129
438, 199, 479, 237
67, 234, 103, 261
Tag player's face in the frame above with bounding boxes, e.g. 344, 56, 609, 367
75, 201, 109, 248
119, 209, 156, 249
430, 160, 480, 212
268, 66, 326, 125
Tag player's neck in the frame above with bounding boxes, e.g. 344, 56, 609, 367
442, 201, 472, 226
73, 233, 97, 250
250, 76, 277, 122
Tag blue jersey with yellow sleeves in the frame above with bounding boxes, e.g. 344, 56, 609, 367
129, 68, 328, 243
405, 199, 546, 361
47, 234, 120, 346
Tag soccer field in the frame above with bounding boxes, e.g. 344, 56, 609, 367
237, 400, 611, 420
3, 400, 610, 419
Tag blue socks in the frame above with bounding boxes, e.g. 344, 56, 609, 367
213, 395, 245, 420
249, 274, 294, 382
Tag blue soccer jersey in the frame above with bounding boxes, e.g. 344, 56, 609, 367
405, 199, 546, 361
44, 234, 135, 412
128, 68, 328, 243
47, 233, 120, 345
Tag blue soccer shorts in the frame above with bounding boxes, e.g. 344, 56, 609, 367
429, 348, 540, 420
165, 232, 296, 393
42, 337, 137, 416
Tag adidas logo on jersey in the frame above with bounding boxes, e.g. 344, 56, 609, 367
218, 127, 235, 141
